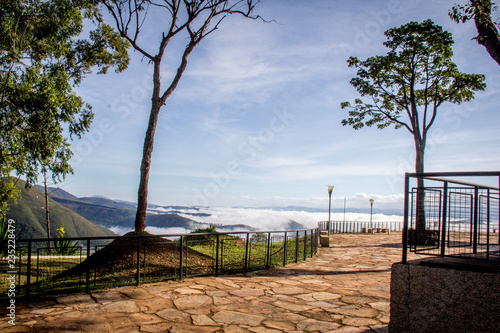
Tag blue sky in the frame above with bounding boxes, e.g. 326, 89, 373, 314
56, 0, 499, 211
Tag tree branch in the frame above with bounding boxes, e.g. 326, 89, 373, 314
159, 39, 199, 104
421, 56, 432, 130
103, 1, 155, 61
370, 98, 414, 133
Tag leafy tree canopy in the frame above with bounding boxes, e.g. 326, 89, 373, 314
0, 0, 130, 219
341, 19, 485, 138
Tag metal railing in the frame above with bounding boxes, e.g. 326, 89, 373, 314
318, 220, 403, 233
1, 228, 319, 299
402, 171, 500, 264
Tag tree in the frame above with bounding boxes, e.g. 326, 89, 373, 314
0, 0, 130, 219
42, 158, 68, 250
450, 0, 500, 66
340, 20, 486, 234
102, 0, 263, 233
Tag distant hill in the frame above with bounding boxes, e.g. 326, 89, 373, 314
283, 220, 307, 230
143, 213, 203, 229
49, 196, 136, 228
34, 185, 78, 200
49, 196, 212, 231
7, 181, 116, 239
78, 197, 137, 210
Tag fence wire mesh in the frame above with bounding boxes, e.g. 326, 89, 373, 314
1, 228, 318, 300
403, 172, 500, 264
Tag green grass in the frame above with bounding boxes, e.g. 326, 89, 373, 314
1, 254, 84, 299
189, 234, 314, 274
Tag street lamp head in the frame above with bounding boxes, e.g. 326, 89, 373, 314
369, 198, 374, 205
327, 185, 334, 194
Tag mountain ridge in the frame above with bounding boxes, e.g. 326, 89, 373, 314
8, 181, 117, 239
47, 192, 260, 232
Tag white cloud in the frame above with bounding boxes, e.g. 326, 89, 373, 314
175, 206, 402, 231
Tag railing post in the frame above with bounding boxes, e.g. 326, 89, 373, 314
402, 173, 410, 264
441, 181, 448, 257
266, 232, 271, 268
143, 242, 147, 280
310, 230, 313, 257
313, 229, 316, 253
86, 238, 91, 292
303, 231, 307, 260
295, 231, 299, 263
17, 247, 22, 292
136, 237, 141, 286
317, 228, 320, 253
473, 186, 479, 254
179, 235, 184, 280
283, 232, 287, 266
36, 248, 40, 290
486, 189, 490, 260
215, 233, 220, 276
244, 232, 250, 273
26, 240, 32, 299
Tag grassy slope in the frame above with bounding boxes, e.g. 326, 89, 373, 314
50, 197, 136, 228
6, 181, 116, 239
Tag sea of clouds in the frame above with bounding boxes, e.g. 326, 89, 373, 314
109, 206, 403, 236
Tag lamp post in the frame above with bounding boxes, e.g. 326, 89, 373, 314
327, 185, 334, 235
369, 199, 374, 229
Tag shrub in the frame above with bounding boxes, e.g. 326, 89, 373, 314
54, 224, 80, 255
189, 225, 217, 241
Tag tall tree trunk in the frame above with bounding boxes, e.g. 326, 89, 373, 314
414, 138, 426, 242
133, 42, 197, 233
135, 100, 162, 233
43, 168, 51, 251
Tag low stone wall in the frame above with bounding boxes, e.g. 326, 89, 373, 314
390, 262, 500, 333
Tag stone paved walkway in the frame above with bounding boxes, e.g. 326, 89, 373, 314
1, 233, 417, 332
